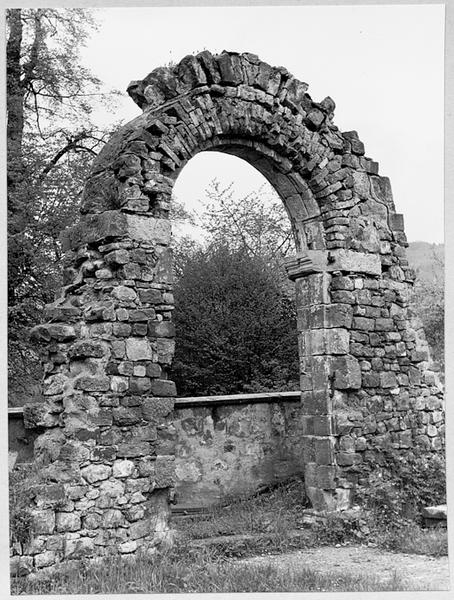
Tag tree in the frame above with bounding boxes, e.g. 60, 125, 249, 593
202, 179, 295, 261
170, 243, 299, 396
7, 8, 119, 405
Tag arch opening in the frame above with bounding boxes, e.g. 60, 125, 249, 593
169, 150, 300, 400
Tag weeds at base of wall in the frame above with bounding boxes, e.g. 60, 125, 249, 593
9, 463, 52, 547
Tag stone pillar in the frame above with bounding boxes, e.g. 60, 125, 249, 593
285, 247, 444, 512
15, 210, 177, 574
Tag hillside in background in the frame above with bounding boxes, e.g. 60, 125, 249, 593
407, 242, 444, 283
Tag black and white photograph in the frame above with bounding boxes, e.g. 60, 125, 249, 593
4, 0, 450, 595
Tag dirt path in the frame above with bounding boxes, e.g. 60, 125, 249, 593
239, 545, 450, 590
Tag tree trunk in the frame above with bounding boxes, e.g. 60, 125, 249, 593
6, 8, 25, 198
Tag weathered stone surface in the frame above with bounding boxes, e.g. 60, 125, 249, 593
157, 338, 175, 364
81, 464, 111, 483
112, 406, 142, 426
23, 403, 61, 429
102, 508, 125, 528
74, 376, 110, 392
142, 398, 175, 422
333, 356, 361, 390
64, 538, 95, 559
56, 512, 81, 532
112, 285, 138, 303
150, 379, 177, 397
148, 321, 175, 338
113, 459, 135, 478
126, 338, 154, 361
69, 340, 107, 359
306, 249, 382, 276
32, 510, 56, 535
34, 550, 57, 569
119, 540, 138, 553
154, 456, 175, 488
61, 211, 171, 250
129, 518, 154, 540
305, 329, 350, 355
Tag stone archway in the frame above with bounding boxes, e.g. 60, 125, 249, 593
21, 51, 444, 571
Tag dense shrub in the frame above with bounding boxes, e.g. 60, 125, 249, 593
170, 243, 299, 396
356, 451, 446, 528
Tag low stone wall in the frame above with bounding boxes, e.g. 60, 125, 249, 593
9, 391, 305, 510
172, 392, 304, 508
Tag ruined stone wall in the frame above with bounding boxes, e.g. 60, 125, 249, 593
292, 269, 444, 511
13, 225, 177, 576
172, 394, 305, 508
13, 50, 444, 574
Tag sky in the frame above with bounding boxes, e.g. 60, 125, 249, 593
80, 3, 445, 243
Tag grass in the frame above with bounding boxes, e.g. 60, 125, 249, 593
380, 524, 448, 557
12, 543, 430, 594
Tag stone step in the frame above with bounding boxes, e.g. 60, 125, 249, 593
421, 505, 447, 528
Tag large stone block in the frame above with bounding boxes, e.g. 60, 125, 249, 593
32, 510, 56, 535
305, 463, 336, 490
23, 403, 61, 429
64, 537, 94, 559
301, 389, 333, 415
295, 272, 331, 306
142, 397, 175, 422
61, 211, 172, 251
81, 464, 111, 483
69, 340, 107, 359
34, 550, 57, 569
306, 304, 353, 329
370, 175, 395, 209
310, 355, 333, 390
314, 437, 335, 465
333, 356, 361, 390
150, 379, 176, 397
157, 338, 175, 364
126, 338, 155, 361
74, 376, 110, 392
56, 512, 81, 533
154, 456, 176, 487
148, 321, 175, 338
304, 328, 350, 355
305, 486, 337, 511
129, 517, 155, 540
112, 459, 135, 478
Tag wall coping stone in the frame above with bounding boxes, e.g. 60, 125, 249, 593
9, 391, 301, 423
173, 390, 301, 408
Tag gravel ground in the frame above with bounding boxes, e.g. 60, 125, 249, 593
239, 544, 450, 590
